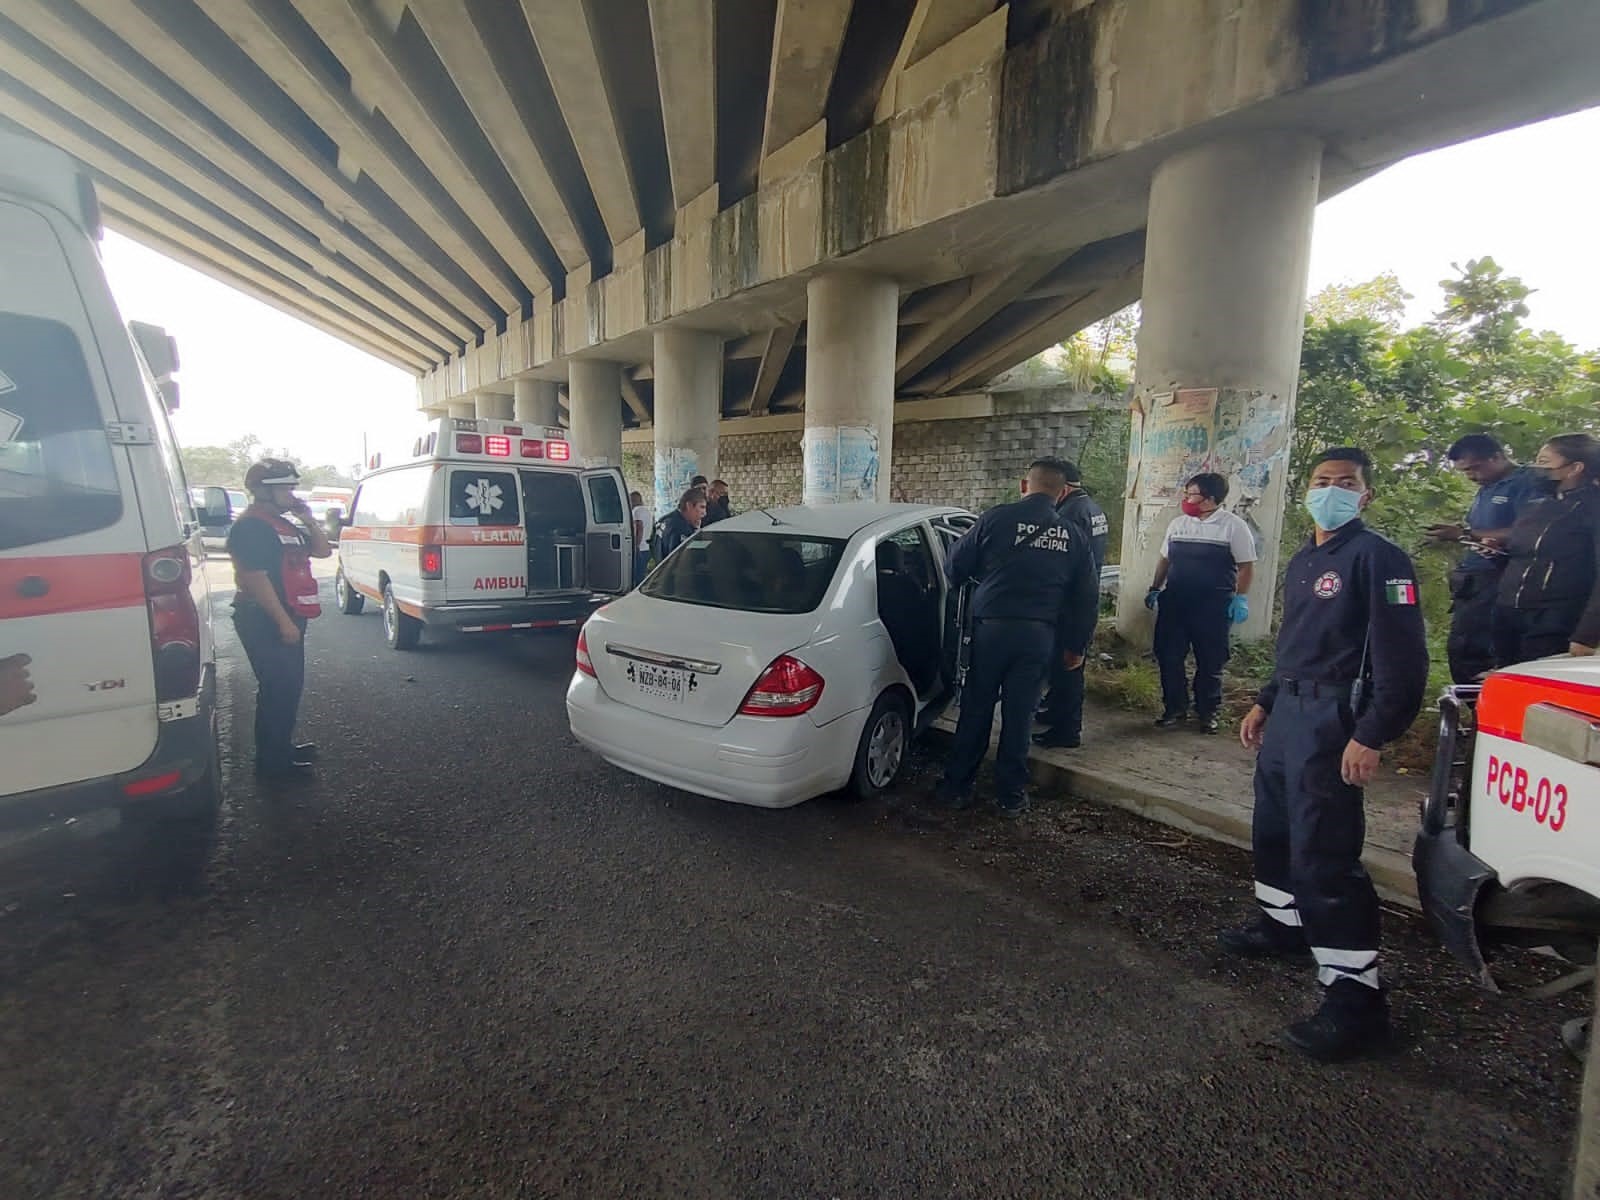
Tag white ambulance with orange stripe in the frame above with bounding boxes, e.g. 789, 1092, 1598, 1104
1417, 657, 1600, 987
1, 130, 220, 842
334, 418, 633, 649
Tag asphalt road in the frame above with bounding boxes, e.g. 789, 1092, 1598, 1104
0, 571, 1586, 1198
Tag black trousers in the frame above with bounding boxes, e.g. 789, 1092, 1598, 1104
1446, 568, 1499, 683
1153, 590, 1230, 718
1039, 646, 1087, 739
1493, 602, 1579, 669
234, 606, 307, 770
1252, 691, 1380, 995
944, 618, 1054, 799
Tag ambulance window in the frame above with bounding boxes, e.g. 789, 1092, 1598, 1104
449, 469, 519, 526
0, 312, 122, 550
585, 474, 625, 525
520, 470, 586, 536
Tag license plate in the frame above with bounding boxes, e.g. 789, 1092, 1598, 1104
631, 662, 687, 702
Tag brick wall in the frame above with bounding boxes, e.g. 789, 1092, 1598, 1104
626, 407, 1108, 515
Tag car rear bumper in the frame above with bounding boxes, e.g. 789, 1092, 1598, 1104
1412, 826, 1499, 990
422, 594, 603, 632
0, 666, 217, 848
565, 673, 860, 808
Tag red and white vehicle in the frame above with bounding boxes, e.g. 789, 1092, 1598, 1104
334, 418, 633, 649
1416, 656, 1600, 987
1, 130, 219, 843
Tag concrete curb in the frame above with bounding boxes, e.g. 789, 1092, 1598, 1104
926, 722, 1420, 911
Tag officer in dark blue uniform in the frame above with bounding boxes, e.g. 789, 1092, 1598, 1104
937, 459, 1099, 817
1425, 433, 1536, 682
1035, 458, 1108, 749
1222, 447, 1428, 1062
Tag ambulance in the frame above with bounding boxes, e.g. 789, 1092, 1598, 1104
1, 129, 220, 839
334, 417, 633, 649
1415, 657, 1600, 988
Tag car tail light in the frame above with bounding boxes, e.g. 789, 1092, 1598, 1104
455, 433, 483, 454
520, 438, 545, 458
575, 628, 596, 677
547, 440, 571, 462
123, 769, 183, 796
739, 655, 824, 717
419, 545, 443, 579
143, 545, 201, 701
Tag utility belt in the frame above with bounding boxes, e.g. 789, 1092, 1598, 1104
1278, 678, 1353, 700
262, 513, 322, 618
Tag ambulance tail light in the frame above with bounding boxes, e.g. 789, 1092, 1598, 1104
520, 438, 545, 459
739, 655, 824, 717
143, 545, 201, 702
575, 628, 596, 677
419, 545, 444, 580
547, 440, 571, 462
455, 433, 483, 454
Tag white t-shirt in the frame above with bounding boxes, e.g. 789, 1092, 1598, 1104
631, 504, 652, 545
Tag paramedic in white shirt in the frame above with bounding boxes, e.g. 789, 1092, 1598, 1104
1144, 472, 1257, 734
630, 490, 652, 581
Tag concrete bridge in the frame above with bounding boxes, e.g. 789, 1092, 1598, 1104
2, 0, 1596, 631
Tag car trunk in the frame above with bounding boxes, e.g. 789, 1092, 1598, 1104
585, 598, 814, 729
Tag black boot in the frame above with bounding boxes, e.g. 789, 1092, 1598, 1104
1283, 983, 1390, 1063
1217, 915, 1311, 960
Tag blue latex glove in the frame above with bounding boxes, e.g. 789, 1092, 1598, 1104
1144, 588, 1161, 611
1227, 593, 1249, 624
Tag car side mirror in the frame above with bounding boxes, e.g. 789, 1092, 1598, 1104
197, 485, 232, 527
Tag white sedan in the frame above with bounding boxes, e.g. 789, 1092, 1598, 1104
567, 502, 975, 808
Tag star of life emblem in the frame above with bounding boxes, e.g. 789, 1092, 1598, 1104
464, 478, 503, 515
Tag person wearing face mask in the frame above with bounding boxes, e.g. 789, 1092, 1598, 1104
228, 459, 333, 780
1144, 473, 1257, 734
1490, 432, 1600, 667
1223, 447, 1428, 1062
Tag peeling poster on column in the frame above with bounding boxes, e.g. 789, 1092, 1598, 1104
1136, 388, 1217, 505
803, 425, 879, 504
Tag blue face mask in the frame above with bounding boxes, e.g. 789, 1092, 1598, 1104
1304, 485, 1363, 531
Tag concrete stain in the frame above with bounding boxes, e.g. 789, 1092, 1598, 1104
711, 194, 760, 301
644, 245, 671, 327
1300, 0, 1537, 83
822, 122, 891, 259
996, 6, 1097, 197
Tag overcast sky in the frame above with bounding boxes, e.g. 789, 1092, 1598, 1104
101, 105, 1600, 470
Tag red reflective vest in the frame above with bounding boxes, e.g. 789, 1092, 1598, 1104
253, 510, 322, 619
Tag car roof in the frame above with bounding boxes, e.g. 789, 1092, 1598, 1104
708, 501, 971, 540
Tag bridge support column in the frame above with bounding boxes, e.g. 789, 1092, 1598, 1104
651, 329, 723, 515
568, 359, 623, 468
475, 393, 512, 421
447, 401, 475, 420
513, 378, 560, 427
1115, 133, 1322, 644
803, 271, 898, 505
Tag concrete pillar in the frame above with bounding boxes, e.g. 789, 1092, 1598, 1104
447, 400, 475, 420
513, 378, 561, 427
475, 393, 513, 421
567, 358, 623, 468
1114, 133, 1322, 644
651, 329, 723, 515
802, 271, 898, 505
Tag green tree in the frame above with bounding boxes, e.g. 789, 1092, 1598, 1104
1305, 271, 1410, 329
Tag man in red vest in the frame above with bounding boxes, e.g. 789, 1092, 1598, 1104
229, 459, 332, 779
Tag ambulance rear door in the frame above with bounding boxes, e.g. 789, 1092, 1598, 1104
581, 467, 631, 594
441, 464, 527, 603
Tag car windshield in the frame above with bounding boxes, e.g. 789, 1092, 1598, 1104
641, 530, 847, 614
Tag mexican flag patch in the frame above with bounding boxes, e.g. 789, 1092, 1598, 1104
1385, 579, 1418, 605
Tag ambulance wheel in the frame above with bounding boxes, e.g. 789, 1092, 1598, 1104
335, 568, 364, 614
383, 584, 422, 650
848, 691, 911, 802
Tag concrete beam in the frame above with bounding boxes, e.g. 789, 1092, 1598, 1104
619, 372, 652, 424
761, 0, 852, 161
81, 0, 500, 334
194, 0, 514, 324
893, 255, 1062, 387
521, 0, 641, 248
873, 0, 996, 123
748, 324, 799, 416
0, 4, 474, 351
289, 0, 553, 294
646, 0, 717, 211
408, 0, 589, 271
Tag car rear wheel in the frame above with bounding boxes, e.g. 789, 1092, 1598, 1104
383, 583, 422, 650
849, 692, 910, 801
335, 567, 364, 614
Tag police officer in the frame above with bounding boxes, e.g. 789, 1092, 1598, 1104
1425, 434, 1536, 682
936, 459, 1099, 817
228, 459, 332, 779
1224, 447, 1428, 1062
657, 487, 707, 558
1035, 458, 1108, 749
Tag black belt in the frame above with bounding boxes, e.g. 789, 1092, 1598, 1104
975, 616, 1056, 627
1280, 678, 1354, 699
